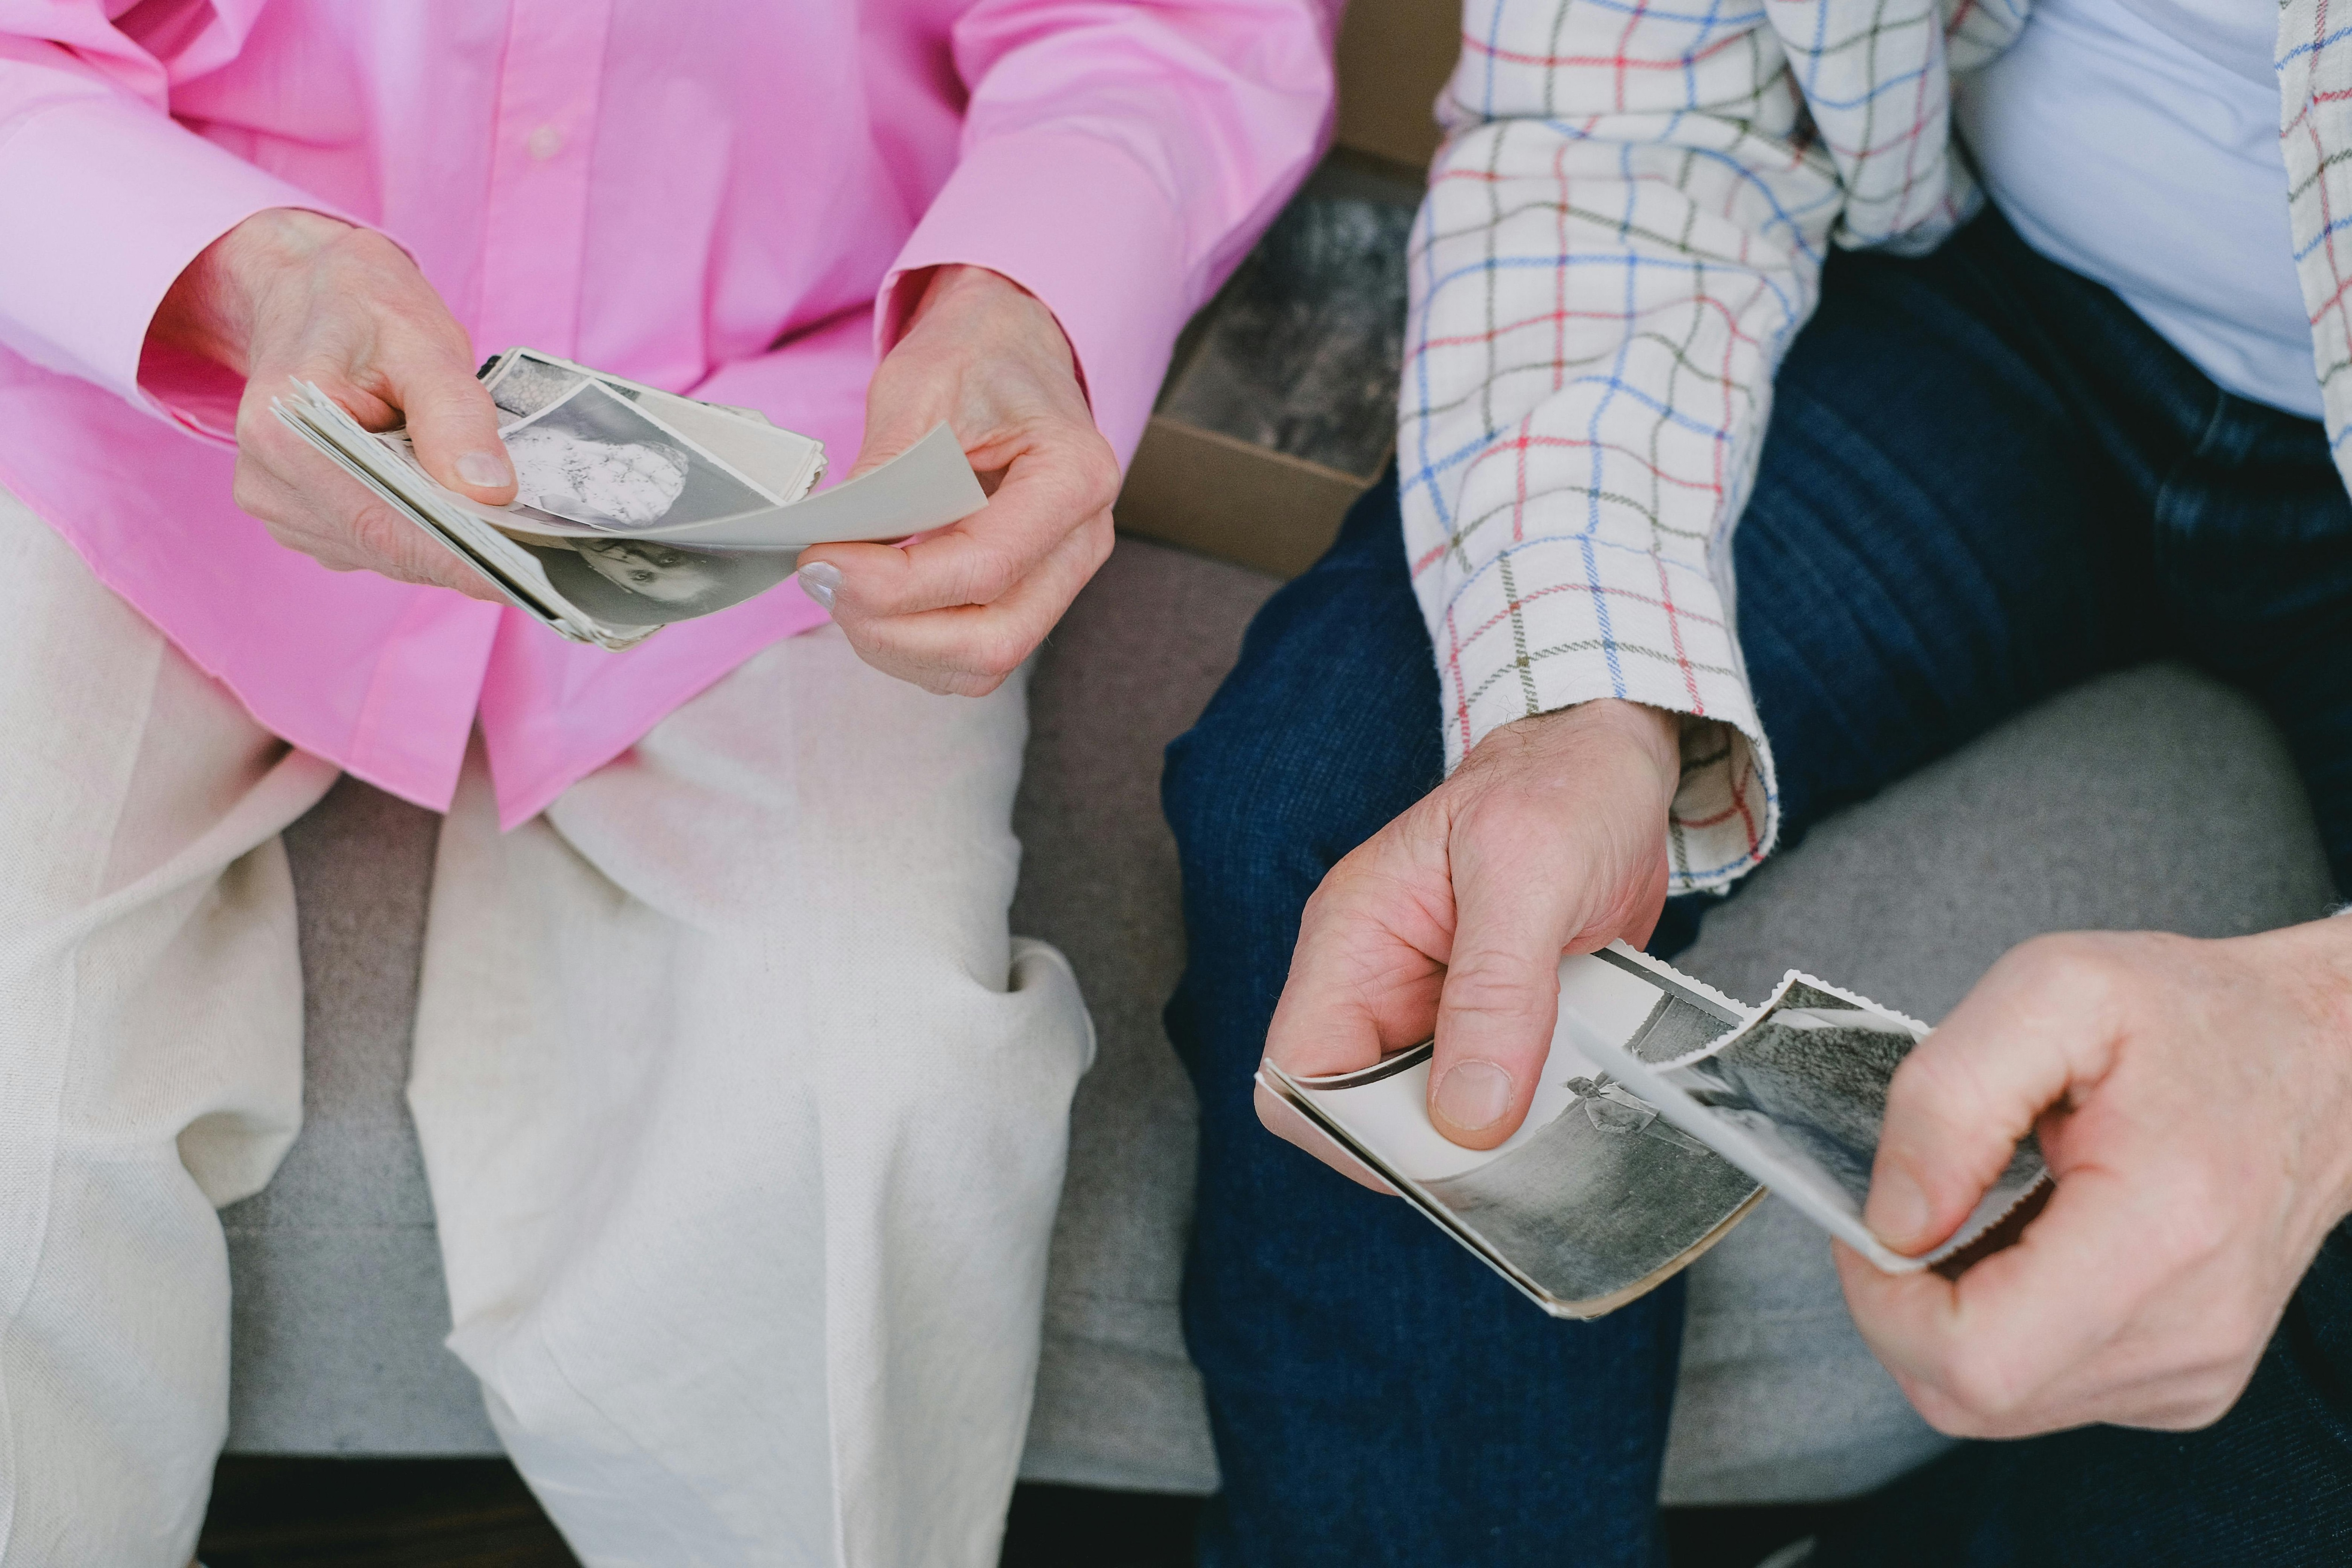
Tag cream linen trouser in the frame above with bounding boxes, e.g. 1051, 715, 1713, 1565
0, 487, 1094, 1567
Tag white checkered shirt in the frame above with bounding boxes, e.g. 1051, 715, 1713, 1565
1403, 0, 2352, 891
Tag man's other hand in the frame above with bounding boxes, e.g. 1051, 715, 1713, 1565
795, 264, 1118, 696
150, 208, 515, 600
1839, 919, 2352, 1437
1256, 700, 1683, 1184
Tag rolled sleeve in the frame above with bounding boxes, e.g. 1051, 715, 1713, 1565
0, 96, 350, 434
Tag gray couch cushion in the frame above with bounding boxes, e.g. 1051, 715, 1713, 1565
1008, 542, 1274, 1491
222, 776, 493, 1453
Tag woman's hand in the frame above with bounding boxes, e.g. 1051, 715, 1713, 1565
150, 207, 515, 598
794, 264, 1120, 695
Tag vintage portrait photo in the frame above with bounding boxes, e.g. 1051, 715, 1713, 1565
518, 535, 797, 626
498, 380, 779, 533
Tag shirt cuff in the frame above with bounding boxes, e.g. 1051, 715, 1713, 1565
878, 128, 1194, 469
1430, 536, 1780, 892
0, 97, 359, 440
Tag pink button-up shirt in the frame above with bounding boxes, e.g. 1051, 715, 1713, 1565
0, 0, 1334, 826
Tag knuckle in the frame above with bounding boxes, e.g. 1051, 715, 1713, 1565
345, 501, 405, 559
951, 669, 1009, 698
1938, 1346, 2031, 1427
2211, 1301, 2276, 1366
2192, 1365, 2256, 1427
1439, 951, 1552, 1019
966, 549, 1024, 605
1906, 1384, 1990, 1440
2005, 931, 2091, 992
1077, 442, 1121, 512
2152, 1169, 2236, 1266
231, 469, 271, 520
968, 621, 1034, 679
1080, 513, 1116, 571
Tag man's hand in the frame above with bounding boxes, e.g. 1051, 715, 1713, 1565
1839, 919, 2352, 1437
150, 207, 515, 599
1257, 700, 1684, 1183
794, 264, 1118, 696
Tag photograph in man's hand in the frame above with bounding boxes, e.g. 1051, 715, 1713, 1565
1588, 974, 2053, 1273
1261, 947, 1765, 1318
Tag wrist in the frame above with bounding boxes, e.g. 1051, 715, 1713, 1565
1490, 700, 1681, 804
150, 207, 355, 374
901, 264, 1075, 376
907, 263, 1024, 324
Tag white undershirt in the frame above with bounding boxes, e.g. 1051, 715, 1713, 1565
1956, 0, 2321, 419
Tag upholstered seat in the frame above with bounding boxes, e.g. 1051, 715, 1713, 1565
222, 535, 2337, 1504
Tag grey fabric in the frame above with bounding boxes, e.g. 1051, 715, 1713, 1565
222, 546, 2336, 1513
1009, 541, 1275, 1492
1660, 661, 2337, 1503
221, 777, 496, 1454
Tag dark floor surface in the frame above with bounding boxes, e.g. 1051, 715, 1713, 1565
200, 1457, 1833, 1567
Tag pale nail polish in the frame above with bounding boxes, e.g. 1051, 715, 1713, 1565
456, 449, 513, 488
797, 561, 842, 610
1434, 1060, 1513, 1132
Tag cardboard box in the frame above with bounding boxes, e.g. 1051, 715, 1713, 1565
1114, 0, 1458, 580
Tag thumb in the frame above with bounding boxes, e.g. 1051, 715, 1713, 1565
396, 349, 516, 506
1864, 941, 2114, 1253
1427, 872, 1587, 1149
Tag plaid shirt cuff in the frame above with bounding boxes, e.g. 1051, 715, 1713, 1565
1421, 529, 1778, 892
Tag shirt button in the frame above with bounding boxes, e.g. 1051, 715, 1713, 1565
526, 125, 563, 162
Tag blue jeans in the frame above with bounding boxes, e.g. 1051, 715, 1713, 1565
1162, 204, 2352, 1567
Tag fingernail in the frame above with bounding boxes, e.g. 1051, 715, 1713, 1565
1434, 1060, 1514, 1132
1866, 1168, 1932, 1247
796, 561, 842, 610
456, 449, 513, 488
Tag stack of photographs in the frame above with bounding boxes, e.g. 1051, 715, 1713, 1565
1262, 944, 2051, 1318
274, 348, 987, 648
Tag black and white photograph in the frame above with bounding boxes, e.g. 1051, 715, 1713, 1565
1594, 946, 1745, 1065
1269, 949, 1766, 1316
1157, 188, 1414, 478
484, 351, 591, 421
1420, 1071, 1759, 1309
498, 380, 779, 532
517, 535, 798, 625
1670, 981, 2047, 1214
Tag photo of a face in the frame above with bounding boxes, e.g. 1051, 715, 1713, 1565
505, 427, 691, 530
570, 536, 728, 606
517, 534, 796, 627
495, 379, 777, 532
